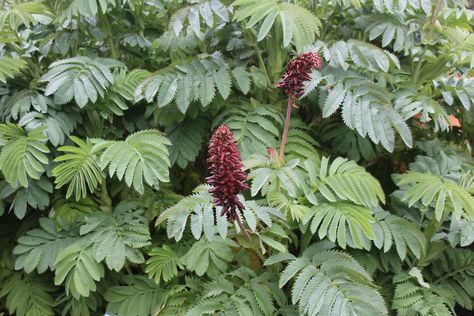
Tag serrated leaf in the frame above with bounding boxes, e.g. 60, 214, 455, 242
323, 83, 345, 117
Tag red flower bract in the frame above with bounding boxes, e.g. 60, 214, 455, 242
276, 52, 323, 98
207, 125, 248, 223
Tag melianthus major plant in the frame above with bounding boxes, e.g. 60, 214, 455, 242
0, 0, 474, 315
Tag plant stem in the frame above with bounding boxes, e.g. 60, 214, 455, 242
433, 267, 467, 285
413, 0, 443, 84
100, 180, 113, 213
412, 49, 425, 84
124, 263, 133, 274
428, 0, 444, 39
255, 44, 272, 88
423, 210, 449, 241
235, 212, 250, 238
98, 10, 118, 59
279, 95, 293, 159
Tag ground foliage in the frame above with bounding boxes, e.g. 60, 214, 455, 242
0, 0, 474, 315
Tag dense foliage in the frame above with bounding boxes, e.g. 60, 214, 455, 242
1, 0, 474, 315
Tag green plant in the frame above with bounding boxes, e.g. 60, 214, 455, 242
0, 0, 473, 315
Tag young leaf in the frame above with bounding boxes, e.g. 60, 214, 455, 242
54, 243, 104, 299
91, 130, 171, 194
0, 273, 55, 316
0, 124, 49, 188
53, 136, 104, 201
145, 245, 183, 284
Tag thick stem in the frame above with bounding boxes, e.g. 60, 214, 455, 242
428, 0, 444, 39
279, 95, 294, 159
255, 44, 272, 88
124, 262, 133, 275
235, 212, 250, 238
413, 1, 443, 84
412, 49, 426, 84
100, 180, 113, 213
98, 10, 118, 59
416, 211, 449, 267
423, 216, 441, 241
433, 267, 467, 285
423, 210, 449, 241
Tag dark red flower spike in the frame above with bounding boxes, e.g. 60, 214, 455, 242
276, 52, 323, 158
207, 125, 249, 234
276, 52, 323, 98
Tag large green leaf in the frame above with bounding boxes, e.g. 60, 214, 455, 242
79, 201, 151, 271
13, 218, 77, 273
0, 177, 52, 219
41, 57, 123, 108
135, 52, 234, 112
0, 57, 27, 83
53, 136, 104, 200
394, 171, 474, 221
233, 0, 321, 51
145, 245, 183, 284
270, 242, 388, 316
303, 202, 375, 249
105, 275, 165, 316
92, 130, 171, 194
166, 117, 207, 169
182, 238, 235, 276
304, 157, 385, 208
0, 273, 55, 316
54, 243, 104, 299
0, 124, 49, 188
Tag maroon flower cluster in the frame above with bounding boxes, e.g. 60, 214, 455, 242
276, 52, 323, 97
207, 125, 248, 223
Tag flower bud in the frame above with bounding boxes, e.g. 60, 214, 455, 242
207, 125, 249, 222
276, 52, 323, 98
